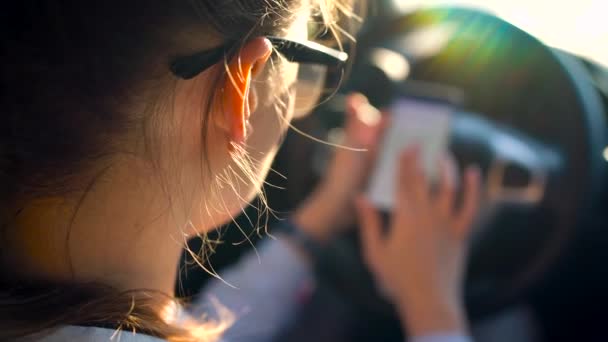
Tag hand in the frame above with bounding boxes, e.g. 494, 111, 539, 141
292, 93, 387, 243
355, 147, 481, 336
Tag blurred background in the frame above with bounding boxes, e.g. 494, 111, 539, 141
178, 1, 608, 341
398, 0, 608, 67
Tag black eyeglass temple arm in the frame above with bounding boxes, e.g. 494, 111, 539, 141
171, 37, 348, 79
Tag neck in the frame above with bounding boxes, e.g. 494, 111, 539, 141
3, 160, 196, 299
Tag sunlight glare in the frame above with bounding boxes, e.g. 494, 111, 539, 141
392, 0, 608, 66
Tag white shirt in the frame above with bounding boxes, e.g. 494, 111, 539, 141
23, 237, 472, 342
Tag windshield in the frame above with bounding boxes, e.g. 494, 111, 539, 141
395, 0, 608, 66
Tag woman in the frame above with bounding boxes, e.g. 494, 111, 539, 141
0, 1, 480, 341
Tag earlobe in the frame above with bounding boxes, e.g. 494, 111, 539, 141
220, 37, 272, 148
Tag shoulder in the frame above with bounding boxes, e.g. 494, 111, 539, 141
20, 326, 166, 342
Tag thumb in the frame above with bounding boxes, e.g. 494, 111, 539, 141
355, 195, 384, 269
345, 93, 382, 147
368, 113, 390, 155
345, 93, 369, 121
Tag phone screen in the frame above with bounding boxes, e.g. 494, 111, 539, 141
367, 97, 453, 210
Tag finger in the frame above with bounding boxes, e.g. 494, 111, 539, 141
395, 146, 416, 209
345, 93, 371, 125
355, 196, 384, 268
345, 92, 367, 111
371, 113, 391, 146
344, 93, 365, 134
344, 93, 383, 148
356, 104, 383, 148
397, 146, 429, 210
366, 113, 390, 161
352, 96, 382, 128
454, 166, 482, 238
435, 153, 458, 215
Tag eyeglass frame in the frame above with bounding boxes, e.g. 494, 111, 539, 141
170, 36, 349, 80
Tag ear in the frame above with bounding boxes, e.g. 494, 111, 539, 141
219, 37, 273, 147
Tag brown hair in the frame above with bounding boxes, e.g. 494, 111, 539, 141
0, 0, 361, 340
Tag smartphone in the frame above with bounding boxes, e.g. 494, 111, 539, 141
367, 97, 453, 210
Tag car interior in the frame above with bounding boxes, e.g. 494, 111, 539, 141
176, 2, 608, 341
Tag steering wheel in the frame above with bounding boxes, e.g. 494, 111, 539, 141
305, 6, 608, 320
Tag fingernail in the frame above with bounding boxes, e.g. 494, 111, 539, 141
359, 102, 381, 126
346, 93, 366, 110
351, 92, 368, 104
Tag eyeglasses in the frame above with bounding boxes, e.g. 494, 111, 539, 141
170, 36, 349, 116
